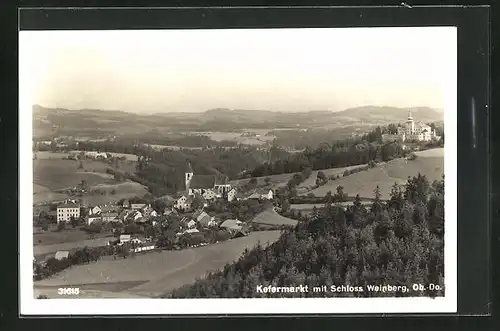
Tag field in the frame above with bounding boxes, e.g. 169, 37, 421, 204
306, 148, 444, 200
230, 172, 296, 191
34, 236, 114, 258
297, 164, 369, 192
252, 208, 298, 226
33, 231, 282, 298
34, 226, 113, 246
190, 131, 276, 146
33, 159, 112, 190
35, 151, 138, 162
33, 157, 145, 204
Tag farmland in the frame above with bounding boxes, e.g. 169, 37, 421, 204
34, 226, 113, 246
33, 159, 113, 190
306, 148, 444, 200
34, 236, 114, 258
297, 164, 369, 192
33, 230, 282, 298
252, 208, 298, 226
32, 157, 145, 204
230, 172, 296, 191
194, 130, 275, 146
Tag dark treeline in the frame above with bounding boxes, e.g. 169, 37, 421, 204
166, 173, 444, 298
250, 138, 407, 178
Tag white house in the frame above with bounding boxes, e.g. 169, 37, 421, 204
187, 220, 197, 229
260, 189, 274, 200
89, 206, 102, 216
119, 234, 131, 243
87, 216, 102, 225
57, 202, 80, 223
131, 203, 146, 210
54, 251, 69, 260
202, 189, 218, 201
175, 195, 193, 212
102, 212, 119, 222
227, 188, 238, 202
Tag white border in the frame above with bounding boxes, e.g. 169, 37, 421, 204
19, 27, 457, 315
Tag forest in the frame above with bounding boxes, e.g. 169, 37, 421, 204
166, 173, 445, 298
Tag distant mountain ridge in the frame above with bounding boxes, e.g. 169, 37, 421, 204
32, 104, 443, 138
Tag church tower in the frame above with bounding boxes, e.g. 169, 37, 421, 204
185, 161, 194, 190
406, 108, 415, 133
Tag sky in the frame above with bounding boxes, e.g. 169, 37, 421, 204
19, 27, 456, 113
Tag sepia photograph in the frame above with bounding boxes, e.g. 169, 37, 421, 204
20, 26, 457, 315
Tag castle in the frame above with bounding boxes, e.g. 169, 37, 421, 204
383, 109, 438, 142
185, 161, 231, 198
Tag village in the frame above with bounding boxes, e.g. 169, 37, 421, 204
33, 160, 278, 268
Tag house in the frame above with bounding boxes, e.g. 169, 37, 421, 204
220, 219, 248, 237
54, 251, 69, 260
141, 205, 157, 218
175, 195, 193, 212
176, 228, 200, 236
220, 219, 244, 229
117, 210, 130, 222
193, 211, 216, 228
89, 206, 102, 216
261, 189, 274, 200
227, 188, 238, 202
122, 199, 130, 209
102, 212, 119, 222
127, 210, 143, 222
131, 203, 146, 210
185, 161, 231, 196
163, 208, 177, 217
119, 234, 131, 243
56, 202, 80, 223
87, 215, 102, 225
202, 189, 218, 201
100, 204, 118, 213
186, 220, 197, 229
247, 192, 261, 200
132, 243, 155, 253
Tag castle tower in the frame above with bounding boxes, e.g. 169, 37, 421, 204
185, 161, 194, 190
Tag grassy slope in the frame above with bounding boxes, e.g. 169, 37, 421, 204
252, 208, 298, 226
306, 148, 444, 200
33, 231, 281, 297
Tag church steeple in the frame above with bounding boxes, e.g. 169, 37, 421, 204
185, 161, 194, 190
186, 161, 193, 174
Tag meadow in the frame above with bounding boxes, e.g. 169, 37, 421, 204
32, 157, 145, 204
33, 231, 282, 298
34, 225, 114, 246
251, 208, 298, 226
34, 236, 114, 258
296, 164, 369, 192
230, 172, 296, 191
306, 148, 444, 200
33, 159, 112, 190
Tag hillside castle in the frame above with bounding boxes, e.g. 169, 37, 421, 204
383, 110, 439, 142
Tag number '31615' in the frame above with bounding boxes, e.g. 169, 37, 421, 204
58, 287, 80, 295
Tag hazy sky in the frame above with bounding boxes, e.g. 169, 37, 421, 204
19, 27, 456, 113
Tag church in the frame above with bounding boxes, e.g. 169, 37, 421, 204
184, 161, 232, 198
384, 109, 438, 142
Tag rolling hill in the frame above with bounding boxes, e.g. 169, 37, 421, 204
32, 105, 443, 138
305, 148, 444, 200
